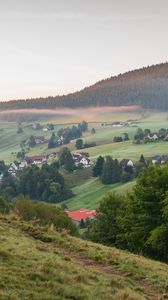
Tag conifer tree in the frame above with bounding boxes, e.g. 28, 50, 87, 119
92, 156, 104, 177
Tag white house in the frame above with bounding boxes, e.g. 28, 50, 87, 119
8, 162, 19, 176
79, 157, 93, 167
19, 160, 28, 170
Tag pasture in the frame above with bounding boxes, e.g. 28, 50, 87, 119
62, 178, 135, 210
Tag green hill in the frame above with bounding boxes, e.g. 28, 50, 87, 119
1, 62, 168, 110
1, 215, 168, 300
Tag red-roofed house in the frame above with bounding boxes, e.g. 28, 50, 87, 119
25, 156, 46, 165
66, 208, 97, 225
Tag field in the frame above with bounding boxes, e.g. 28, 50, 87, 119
1, 108, 168, 210
1, 215, 168, 300
63, 178, 135, 210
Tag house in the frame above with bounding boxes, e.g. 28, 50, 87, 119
145, 133, 159, 141
19, 160, 28, 170
112, 122, 123, 128
164, 134, 168, 141
120, 159, 134, 170
72, 152, 93, 167
34, 136, 47, 144
79, 156, 93, 167
8, 162, 19, 176
66, 209, 97, 226
43, 126, 48, 132
161, 155, 168, 164
0, 173, 4, 182
152, 155, 161, 164
25, 156, 46, 165
43, 124, 54, 132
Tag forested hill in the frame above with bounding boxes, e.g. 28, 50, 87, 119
1, 62, 168, 110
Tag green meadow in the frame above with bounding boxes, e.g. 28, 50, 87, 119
62, 178, 135, 210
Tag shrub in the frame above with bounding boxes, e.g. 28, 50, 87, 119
15, 196, 78, 235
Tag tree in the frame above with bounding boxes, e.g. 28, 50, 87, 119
76, 139, 83, 150
59, 147, 74, 172
91, 128, 96, 134
113, 159, 121, 182
17, 127, 23, 134
0, 196, 10, 214
92, 156, 104, 177
87, 193, 122, 245
144, 129, 151, 136
101, 156, 114, 184
119, 164, 168, 262
64, 151, 74, 172
139, 154, 146, 164
48, 133, 58, 148
0, 161, 7, 174
113, 136, 123, 142
134, 128, 144, 140
123, 133, 129, 141
29, 135, 36, 147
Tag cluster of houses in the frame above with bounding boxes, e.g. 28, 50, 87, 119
8, 151, 93, 176
144, 132, 168, 142
111, 121, 133, 128
8, 153, 58, 176
30, 123, 54, 132
104, 121, 134, 127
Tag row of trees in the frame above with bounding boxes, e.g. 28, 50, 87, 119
75, 138, 96, 150
88, 163, 168, 263
93, 155, 147, 184
48, 121, 88, 148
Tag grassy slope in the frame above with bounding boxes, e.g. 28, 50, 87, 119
63, 178, 135, 210
78, 140, 168, 161
0, 216, 168, 300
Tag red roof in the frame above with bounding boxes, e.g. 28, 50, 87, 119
66, 208, 96, 222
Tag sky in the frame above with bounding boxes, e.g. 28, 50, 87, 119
0, 0, 168, 101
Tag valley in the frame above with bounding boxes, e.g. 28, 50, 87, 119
1, 109, 168, 210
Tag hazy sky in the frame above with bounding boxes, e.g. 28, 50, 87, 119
0, 0, 168, 100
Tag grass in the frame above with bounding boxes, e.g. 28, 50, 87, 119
62, 178, 135, 210
77, 140, 168, 161
0, 215, 168, 300
1, 110, 168, 163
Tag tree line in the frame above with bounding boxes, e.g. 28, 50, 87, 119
0, 63, 168, 110
92, 154, 146, 184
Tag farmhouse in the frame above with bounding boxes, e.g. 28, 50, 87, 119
145, 133, 159, 141
161, 155, 168, 164
152, 156, 161, 164
25, 156, 46, 165
8, 162, 19, 176
33, 136, 47, 144
72, 152, 93, 167
66, 209, 96, 226
19, 160, 28, 170
120, 159, 134, 170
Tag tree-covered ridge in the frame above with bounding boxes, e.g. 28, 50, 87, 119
0, 62, 168, 110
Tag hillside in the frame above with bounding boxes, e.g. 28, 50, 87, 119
0, 62, 168, 110
0, 215, 168, 300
